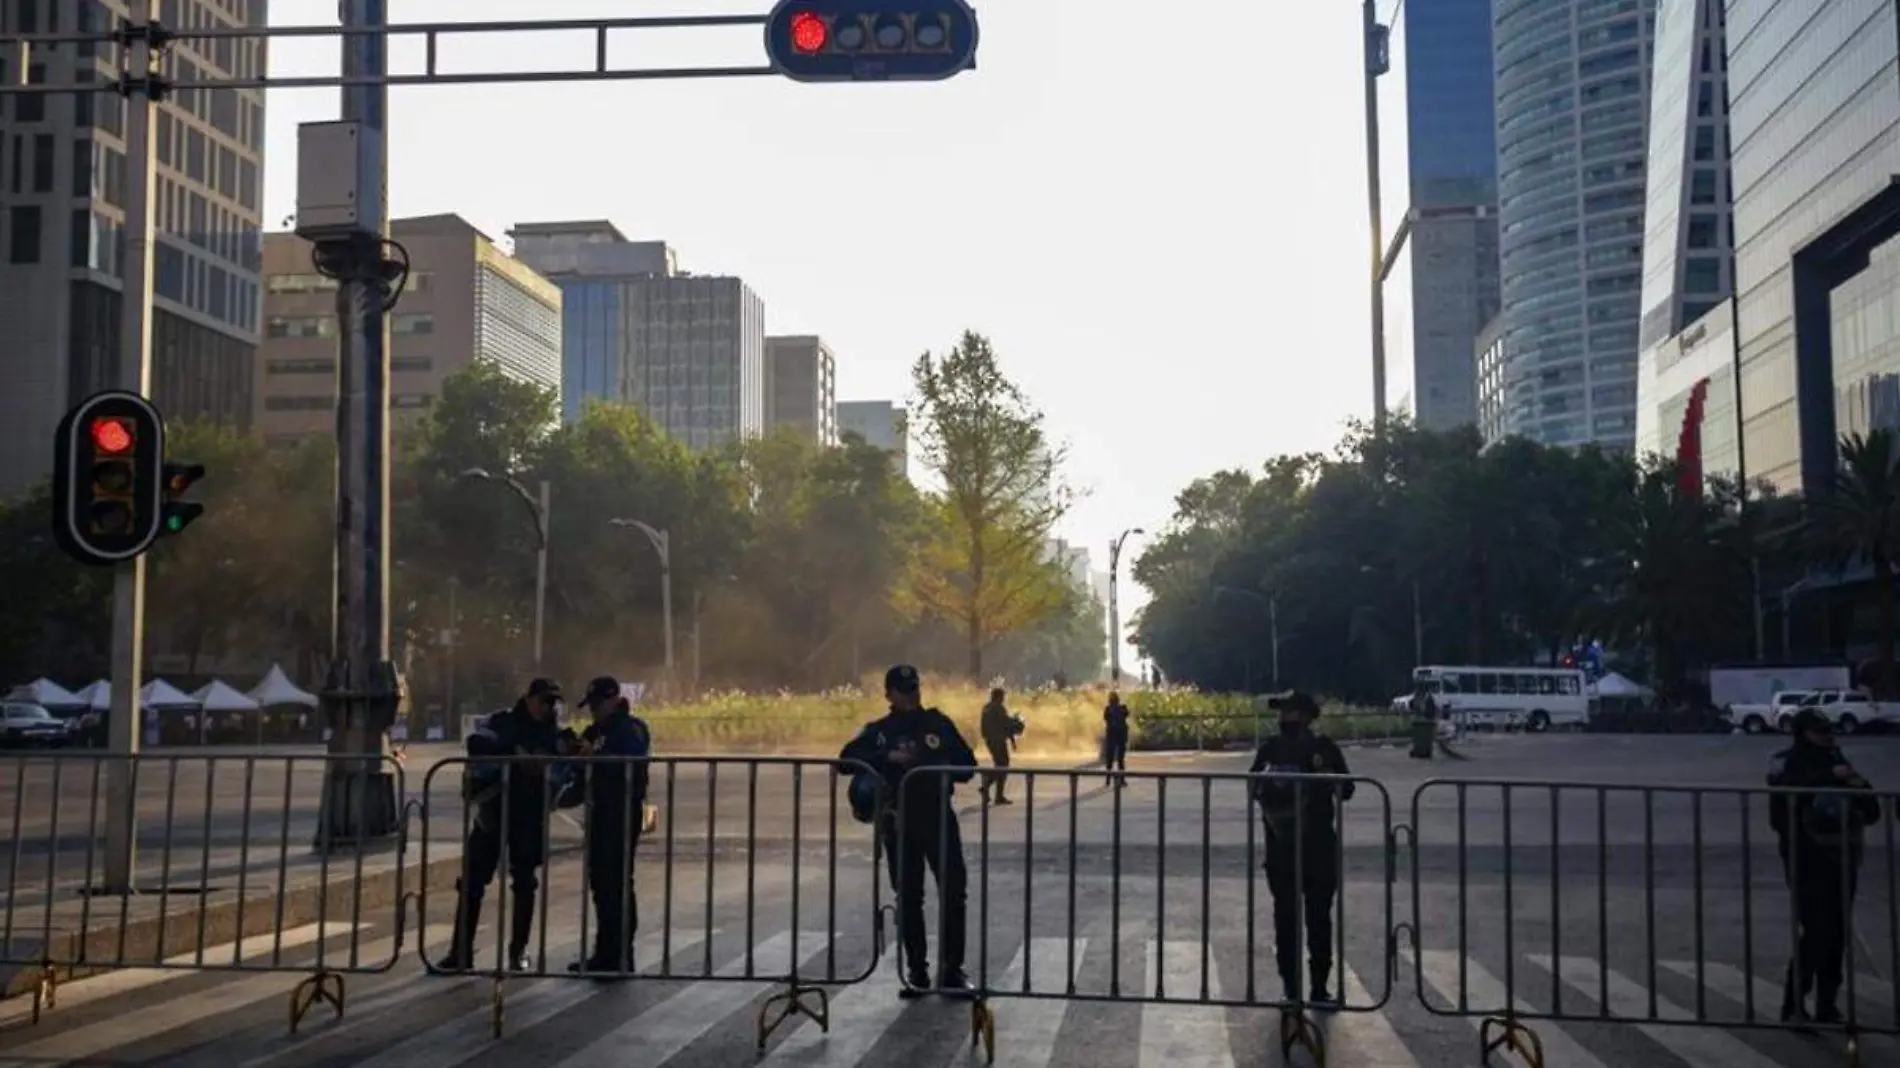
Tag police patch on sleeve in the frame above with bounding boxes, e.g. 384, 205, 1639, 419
925, 733, 941, 749
1312, 753, 1325, 770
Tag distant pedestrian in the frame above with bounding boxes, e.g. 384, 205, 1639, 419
1769, 709, 1881, 1024
1250, 691, 1354, 1005
979, 687, 1023, 805
438, 678, 566, 973
841, 665, 978, 997
558, 676, 652, 976
1102, 692, 1130, 785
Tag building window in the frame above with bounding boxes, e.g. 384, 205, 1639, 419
8, 206, 41, 264
1683, 258, 1722, 294
391, 356, 433, 372
29, 133, 52, 192
392, 394, 434, 409
1687, 214, 1719, 249
264, 316, 335, 339
16, 65, 45, 123
266, 272, 336, 293
263, 396, 334, 412
266, 357, 336, 375
1693, 125, 1715, 162
1690, 170, 1717, 205
392, 313, 433, 335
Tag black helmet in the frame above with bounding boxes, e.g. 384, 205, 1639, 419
848, 771, 882, 824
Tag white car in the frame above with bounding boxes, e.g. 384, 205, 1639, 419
1791, 689, 1898, 734
1728, 690, 1814, 734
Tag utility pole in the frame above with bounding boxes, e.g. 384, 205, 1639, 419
1269, 591, 1280, 690
1108, 527, 1144, 683
610, 519, 675, 695
1364, 0, 1390, 427
534, 480, 550, 673
103, 0, 163, 894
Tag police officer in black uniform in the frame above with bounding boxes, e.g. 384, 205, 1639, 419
1769, 708, 1882, 1024
979, 687, 1021, 805
438, 678, 568, 972
1249, 691, 1354, 1004
840, 665, 978, 997
558, 676, 653, 975
1103, 691, 1131, 785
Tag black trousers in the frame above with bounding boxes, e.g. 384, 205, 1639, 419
1784, 842, 1860, 1006
586, 833, 639, 969
881, 810, 967, 981
1264, 826, 1339, 991
1103, 733, 1128, 773
983, 741, 1011, 797
449, 825, 544, 958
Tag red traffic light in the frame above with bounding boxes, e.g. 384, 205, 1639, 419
790, 11, 827, 53
90, 416, 133, 455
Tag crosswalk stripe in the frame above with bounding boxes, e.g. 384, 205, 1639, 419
1329, 962, 1419, 1066
1660, 958, 1899, 1020
0, 924, 374, 1068
1532, 953, 1784, 1068
1139, 938, 1232, 1068
560, 931, 833, 1068
1415, 950, 1613, 1068
0, 922, 343, 1027
757, 957, 905, 1065
974, 938, 1080, 1067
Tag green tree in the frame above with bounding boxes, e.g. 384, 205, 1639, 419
1803, 429, 1900, 692
906, 331, 1072, 678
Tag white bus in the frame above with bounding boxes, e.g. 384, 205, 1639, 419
1405, 665, 1594, 732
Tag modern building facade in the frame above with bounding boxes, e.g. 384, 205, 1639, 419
838, 400, 908, 474
510, 221, 765, 446
0, 0, 268, 499
1491, 0, 1657, 449
1633, 0, 1736, 467
257, 214, 562, 441
1374, 0, 1502, 429
764, 335, 838, 444
1725, 0, 1900, 494
1475, 313, 1507, 443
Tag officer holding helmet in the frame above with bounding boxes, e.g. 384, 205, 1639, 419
557, 675, 652, 975
840, 665, 978, 997
1249, 690, 1354, 1005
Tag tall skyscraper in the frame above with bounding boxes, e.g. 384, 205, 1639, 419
764, 335, 837, 444
1632, 0, 1736, 468
257, 214, 563, 441
0, 0, 268, 499
1491, 0, 1657, 449
510, 221, 765, 447
838, 400, 907, 474
1374, 0, 1501, 430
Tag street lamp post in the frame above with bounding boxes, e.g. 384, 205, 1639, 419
610, 519, 675, 693
459, 469, 550, 674
1108, 528, 1145, 684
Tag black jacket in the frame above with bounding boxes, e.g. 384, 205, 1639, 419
1249, 728, 1354, 839
980, 701, 1022, 747
465, 701, 568, 836
557, 707, 652, 843
1767, 740, 1881, 853
840, 707, 977, 816
1104, 702, 1131, 738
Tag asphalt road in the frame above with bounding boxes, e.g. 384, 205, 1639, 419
1, 734, 1897, 1067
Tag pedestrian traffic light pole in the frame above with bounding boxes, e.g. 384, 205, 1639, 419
1, 1, 980, 860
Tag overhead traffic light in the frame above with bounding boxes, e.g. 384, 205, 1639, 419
765, 0, 979, 83
160, 461, 206, 536
52, 391, 166, 566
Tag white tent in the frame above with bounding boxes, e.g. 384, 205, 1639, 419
140, 678, 198, 709
193, 680, 260, 713
74, 680, 109, 710
1594, 672, 1652, 699
6, 678, 82, 708
249, 664, 318, 708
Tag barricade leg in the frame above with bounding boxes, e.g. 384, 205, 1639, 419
969, 997, 995, 1064
287, 971, 346, 1034
1845, 1032, 1860, 1068
1479, 1013, 1544, 1068
490, 973, 507, 1039
1279, 1007, 1325, 1067
756, 982, 829, 1049
31, 962, 57, 1023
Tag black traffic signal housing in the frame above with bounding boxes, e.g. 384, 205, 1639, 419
51, 390, 166, 566
160, 461, 206, 537
765, 0, 979, 83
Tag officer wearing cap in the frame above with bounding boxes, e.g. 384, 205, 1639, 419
1249, 690, 1354, 1005
557, 676, 653, 975
438, 677, 568, 972
1769, 707, 1882, 1024
840, 665, 979, 996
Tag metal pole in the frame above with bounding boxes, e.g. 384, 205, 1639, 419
444, 577, 457, 732
1412, 579, 1423, 666
533, 479, 549, 673
103, 0, 162, 895
1270, 593, 1281, 690
1363, 0, 1388, 426
691, 589, 703, 694
659, 531, 676, 690
1108, 537, 1123, 684
316, 0, 399, 847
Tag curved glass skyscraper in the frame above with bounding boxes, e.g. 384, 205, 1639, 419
1492, 0, 1656, 448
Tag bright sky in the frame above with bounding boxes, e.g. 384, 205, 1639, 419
262, 1, 1376, 667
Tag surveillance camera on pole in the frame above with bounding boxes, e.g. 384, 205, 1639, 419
765, 0, 980, 83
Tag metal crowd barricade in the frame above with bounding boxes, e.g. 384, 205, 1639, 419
0, 751, 411, 1032
899, 764, 1398, 1067
415, 754, 887, 1044
1407, 778, 1898, 1068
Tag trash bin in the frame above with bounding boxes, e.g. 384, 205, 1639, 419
1409, 716, 1435, 759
